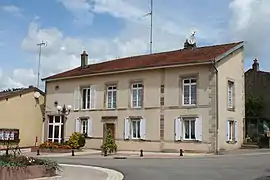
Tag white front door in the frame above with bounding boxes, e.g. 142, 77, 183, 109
48, 115, 63, 143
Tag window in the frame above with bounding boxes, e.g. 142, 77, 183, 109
0, 129, 19, 142
48, 116, 63, 143
183, 78, 197, 105
81, 120, 88, 134
183, 118, 196, 140
106, 85, 117, 109
131, 83, 143, 108
124, 118, 146, 140
131, 119, 141, 139
76, 118, 92, 137
228, 81, 234, 109
174, 117, 202, 141
82, 87, 91, 109
227, 120, 236, 142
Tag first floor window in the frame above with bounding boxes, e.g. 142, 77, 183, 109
107, 85, 117, 109
228, 81, 234, 109
131, 83, 143, 108
183, 78, 197, 105
82, 87, 91, 109
131, 119, 141, 139
48, 115, 63, 143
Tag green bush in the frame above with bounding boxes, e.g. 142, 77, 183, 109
67, 132, 86, 149
101, 130, 117, 154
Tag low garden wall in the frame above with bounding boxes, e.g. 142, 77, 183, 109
0, 165, 55, 180
31, 147, 82, 153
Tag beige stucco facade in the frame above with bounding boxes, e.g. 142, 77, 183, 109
0, 91, 44, 148
44, 46, 245, 153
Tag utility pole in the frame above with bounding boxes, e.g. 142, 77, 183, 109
36, 41, 47, 89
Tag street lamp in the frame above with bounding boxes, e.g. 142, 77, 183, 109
56, 104, 72, 143
57, 105, 72, 116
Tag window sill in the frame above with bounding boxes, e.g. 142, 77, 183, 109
124, 138, 146, 142
227, 108, 235, 112
226, 140, 237, 144
181, 105, 197, 108
175, 139, 202, 143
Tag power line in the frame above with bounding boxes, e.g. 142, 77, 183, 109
36, 41, 47, 89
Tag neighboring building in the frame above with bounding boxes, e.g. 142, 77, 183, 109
0, 87, 45, 148
245, 59, 270, 146
42, 41, 245, 153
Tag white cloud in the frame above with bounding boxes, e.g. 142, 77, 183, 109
229, 0, 270, 58
1, 5, 23, 17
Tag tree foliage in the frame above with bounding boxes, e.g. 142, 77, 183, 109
101, 130, 117, 154
245, 93, 264, 118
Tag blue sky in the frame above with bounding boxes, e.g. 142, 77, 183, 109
0, 0, 269, 90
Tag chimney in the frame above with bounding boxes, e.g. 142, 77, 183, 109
81, 51, 88, 68
252, 58, 259, 71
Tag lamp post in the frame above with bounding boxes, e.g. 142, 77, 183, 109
56, 105, 72, 143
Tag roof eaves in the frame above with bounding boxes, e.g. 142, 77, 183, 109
214, 41, 244, 63
43, 60, 213, 82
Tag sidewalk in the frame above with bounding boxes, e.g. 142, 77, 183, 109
32, 164, 124, 180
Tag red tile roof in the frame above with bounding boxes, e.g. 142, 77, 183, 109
43, 41, 243, 81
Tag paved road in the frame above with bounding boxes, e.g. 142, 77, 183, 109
47, 153, 270, 180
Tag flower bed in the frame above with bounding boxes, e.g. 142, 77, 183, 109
0, 154, 60, 180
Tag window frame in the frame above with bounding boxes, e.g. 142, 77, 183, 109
106, 85, 117, 109
81, 87, 91, 110
80, 119, 88, 135
182, 117, 196, 140
228, 120, 235, 142
131, 119, 141, 139
227, 80, 234, 109
47, 115, 63, 143
182, 78, 197, 106
131, 83, 143, 108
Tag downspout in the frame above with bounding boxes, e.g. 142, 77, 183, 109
211, 60, 219, 155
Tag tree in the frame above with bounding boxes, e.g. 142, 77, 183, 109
245, 93, 264, 118
101, 130, 117, 155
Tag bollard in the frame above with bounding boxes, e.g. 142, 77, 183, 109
180, 149, 183, 156
140, 149, 143, 157
71, 150, 75, 156
5, 149, 8, 156
37, 149, 40, 156
104, 150, 107, 157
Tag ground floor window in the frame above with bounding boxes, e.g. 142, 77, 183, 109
48, 115, 64, 143
227, 120, 236, 142
81, 119, 88, 135
131, 119, 141, 139
183, 117, 196, 140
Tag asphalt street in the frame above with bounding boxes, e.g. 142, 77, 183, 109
48, 153, 270, 180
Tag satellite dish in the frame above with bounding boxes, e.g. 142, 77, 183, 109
34, 92, 40, 99
187, 31, 196, 45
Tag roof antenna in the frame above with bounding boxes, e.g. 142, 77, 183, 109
144, 0, 153, 54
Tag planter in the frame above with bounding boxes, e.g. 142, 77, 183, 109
0, 165, 55, 180
31, 147, 82, 153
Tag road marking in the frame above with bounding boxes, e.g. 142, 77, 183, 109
60, 164, 124, 180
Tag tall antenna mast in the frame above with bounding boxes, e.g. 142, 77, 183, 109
36, 41, 47, 89
150, 0, 153, 54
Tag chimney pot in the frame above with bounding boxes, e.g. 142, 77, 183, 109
81, 50, 88, 68
252, 58, 259, 71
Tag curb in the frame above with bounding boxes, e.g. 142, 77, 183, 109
60, 164, 124, 180
36, 151, 100, 158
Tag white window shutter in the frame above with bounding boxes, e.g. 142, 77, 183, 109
124, 118, 130, 139
195, 117, 202, 141
234, 121, 238, 142
74, 87, 80, 110
140, 118, 146, 140
75, 119, 81, 132
90, 85, 96, 109
226, 120, 230, 141
87, 119, 92, 137
174, 117, 182, 141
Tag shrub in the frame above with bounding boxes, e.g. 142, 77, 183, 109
101, 130, 117, 154
67, 132, 86, 149
39, 142, 72, 149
